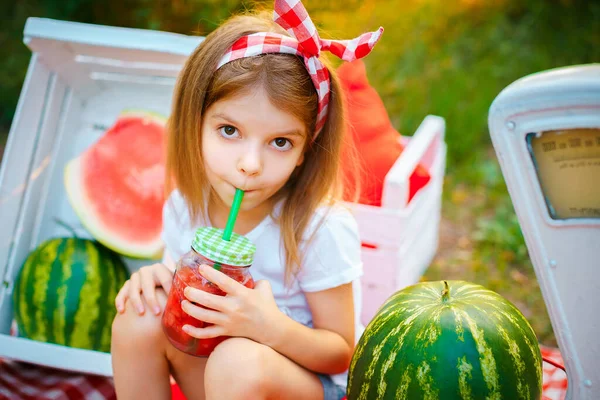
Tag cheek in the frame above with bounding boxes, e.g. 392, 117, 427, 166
263, 155, 302, 185
201, 135, 228, 173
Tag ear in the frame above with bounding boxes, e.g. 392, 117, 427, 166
296, 152, 305, 167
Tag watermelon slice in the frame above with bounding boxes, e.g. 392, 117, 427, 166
65, 110, 167, 259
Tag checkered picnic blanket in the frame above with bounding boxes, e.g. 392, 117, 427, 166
0, 359, 115, 400
0, 345, 568, 399
541, 345, 568, 400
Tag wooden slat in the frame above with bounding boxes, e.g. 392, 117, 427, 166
0, 56, 51, 315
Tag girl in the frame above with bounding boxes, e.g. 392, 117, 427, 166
111, 1, 383, 399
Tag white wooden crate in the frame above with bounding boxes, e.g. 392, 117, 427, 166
352, 115, 445, 324
0, 18, 445, 375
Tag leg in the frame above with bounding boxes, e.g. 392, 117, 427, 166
111, 289, 209, 400
111, 289, 172, 399
204, 337, 325, 400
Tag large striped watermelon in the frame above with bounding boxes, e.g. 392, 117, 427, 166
347, 280, 543, 400
64, 110, 167, 259
12, 237, 129, 352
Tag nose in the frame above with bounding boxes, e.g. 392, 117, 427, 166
237, 144, 262, 177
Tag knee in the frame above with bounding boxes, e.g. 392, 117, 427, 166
111, 289, 167, 352
205, 338, 272, 396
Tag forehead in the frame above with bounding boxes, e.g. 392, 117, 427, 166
206, 87, 307, 136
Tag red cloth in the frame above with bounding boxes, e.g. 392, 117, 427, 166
171, 381, 186, 400
541, 345, 568, 400
0, 359, 116, 400
338, 60, 431, 206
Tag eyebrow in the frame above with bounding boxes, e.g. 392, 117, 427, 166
210, 112, 306, 138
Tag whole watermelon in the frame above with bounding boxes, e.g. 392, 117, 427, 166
12, 237, 129, 352
347, 280, 543, 400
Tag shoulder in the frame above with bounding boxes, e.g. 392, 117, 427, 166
305, 202, 360, 245
163, 189, 193, 229
161, 189, 197, 260
296, 202, 363, 292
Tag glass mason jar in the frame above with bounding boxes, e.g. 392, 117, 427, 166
162, 227, 256, 357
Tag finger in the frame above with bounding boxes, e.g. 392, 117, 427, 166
182, 324, 224, 339
181, 300, 226, 325
141, 268, 160, 315
156, 264, 173, 294
253, 279, 272, 294
115, 280, 130, 313
128, 272, 145, 315
184, 286, 226, 312
197, 264, 241, 295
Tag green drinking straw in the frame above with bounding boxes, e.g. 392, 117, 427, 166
211, 188, 244, 271
222, 188, 245, 241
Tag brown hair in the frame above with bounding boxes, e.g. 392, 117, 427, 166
166, 11, 358, 283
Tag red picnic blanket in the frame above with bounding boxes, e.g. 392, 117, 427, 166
0, 346, 568, 399
0, 360, 115, 400
540, 345, 569, 400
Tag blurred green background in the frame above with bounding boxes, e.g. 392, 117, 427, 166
1, 0, 599, 346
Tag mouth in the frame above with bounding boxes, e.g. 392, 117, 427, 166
232, 184, 257, 194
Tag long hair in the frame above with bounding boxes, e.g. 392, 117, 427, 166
166, 11, 358, 283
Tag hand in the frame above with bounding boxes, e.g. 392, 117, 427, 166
114, 263, 174, 315
181, 264, 282, 344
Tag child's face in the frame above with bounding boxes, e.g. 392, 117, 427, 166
201, 87, 307, 212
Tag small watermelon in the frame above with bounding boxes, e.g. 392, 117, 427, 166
347, 280, 543, 400
64, 110, 167, 259
12, 237, 129, 352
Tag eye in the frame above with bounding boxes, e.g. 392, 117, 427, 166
218, 125, 239, 138
271, 137, 292, 151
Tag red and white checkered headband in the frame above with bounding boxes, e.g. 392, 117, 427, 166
217, 0, 383, 140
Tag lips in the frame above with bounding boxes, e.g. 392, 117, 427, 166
228, 181, 259, 194
236, 185, 258, 193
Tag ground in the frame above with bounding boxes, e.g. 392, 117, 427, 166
425, 171, 557, 347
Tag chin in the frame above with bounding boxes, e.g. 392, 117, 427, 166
239, 196, 264, 210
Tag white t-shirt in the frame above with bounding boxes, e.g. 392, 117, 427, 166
161, 190, 364, 388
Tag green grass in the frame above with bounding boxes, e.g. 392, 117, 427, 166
0, 127, 7, 164
318, 0, 599, 168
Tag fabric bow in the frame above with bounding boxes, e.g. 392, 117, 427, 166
218, 0, 383, 140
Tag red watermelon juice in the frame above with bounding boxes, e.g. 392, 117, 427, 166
162, 227, 256, 356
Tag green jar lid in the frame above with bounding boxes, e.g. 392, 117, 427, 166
192, 227, 256, 267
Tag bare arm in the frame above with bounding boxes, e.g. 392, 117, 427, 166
261, 283, 355, 375
115, 249, 176, 314
182, 266, 357, 375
